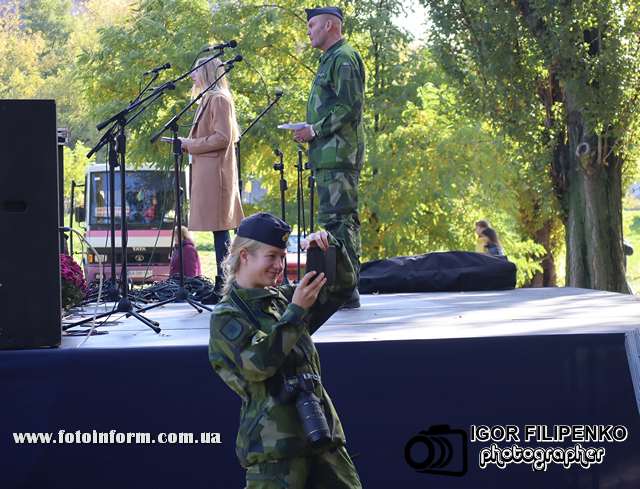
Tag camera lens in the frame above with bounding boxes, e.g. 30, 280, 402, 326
296, 391, 331, 448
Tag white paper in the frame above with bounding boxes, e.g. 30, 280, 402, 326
277, 122, 308, 130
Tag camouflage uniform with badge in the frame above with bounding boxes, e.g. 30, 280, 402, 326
209, 212, 362, 488
306, 12, 365, 288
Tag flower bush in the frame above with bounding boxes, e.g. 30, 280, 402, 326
60, 253, 87, 310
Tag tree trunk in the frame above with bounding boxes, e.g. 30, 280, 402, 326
563, 90, 630, 293
518, 192, 558, 288
528, 219, 557, 287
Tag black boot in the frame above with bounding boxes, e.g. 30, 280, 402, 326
214, 276, 224, 296
202, 276, 223, 305
340, 288, 361, 309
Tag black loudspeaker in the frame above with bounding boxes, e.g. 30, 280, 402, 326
0, 100, 61, 349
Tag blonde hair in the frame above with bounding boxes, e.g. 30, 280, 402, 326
192, 56, 230, 96
192, 56, 240, 142
220, 236, 267, 296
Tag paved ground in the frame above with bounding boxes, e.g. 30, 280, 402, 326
60, 287, 640, 349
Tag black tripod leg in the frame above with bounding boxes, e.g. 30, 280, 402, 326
185, 297, 212, 312
62, 307, 117, 330
134, 296, 176, 313
133, 288, 212, 314
128, 310, 161, 333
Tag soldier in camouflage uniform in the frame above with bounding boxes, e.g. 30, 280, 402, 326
294, 6, 365, 308
209, 212, 362, 488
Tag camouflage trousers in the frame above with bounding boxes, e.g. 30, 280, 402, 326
314, 169, 361, 277
244, 446, 362, 489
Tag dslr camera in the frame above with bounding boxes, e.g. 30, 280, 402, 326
276, 373, 332, 448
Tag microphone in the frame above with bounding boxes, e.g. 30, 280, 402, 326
202, 40, 238, 52
223, 54, 243, 66
143, 62, 171, 75
274, 88, 284, 98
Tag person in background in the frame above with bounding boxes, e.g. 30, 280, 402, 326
480, 227, 505, 257
169, 226, 202, 278
179, 55, 244, 290
294, 6, 365, 309
475, 219, 490, 253
143, 195, 158, 224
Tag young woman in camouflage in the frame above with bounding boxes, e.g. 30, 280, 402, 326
208, 212, 362, 488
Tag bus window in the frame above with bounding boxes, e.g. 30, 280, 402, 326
89, 170, 181, 230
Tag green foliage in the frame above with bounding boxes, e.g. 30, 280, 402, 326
360, 72, 544, 285
423, 0, 640, 289
2, 0, 550, 286
423, 0, 640, 184
0, 2, 46, 98
77, 0, 215, 164
62, 143, 92, 201
623, 209, 640, 291
20, 0, 73, 48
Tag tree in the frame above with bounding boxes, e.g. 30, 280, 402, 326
19, 0, 73, 63
358, 54, 545, 284
423, 0, 640, 293
77, 0, 319, 222
76, 0, 544, 282
0, 1, 46, 99
347, 1, 543, 281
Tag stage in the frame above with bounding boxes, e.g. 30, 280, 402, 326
60, 286, 640, 347
3, 287, 640, 489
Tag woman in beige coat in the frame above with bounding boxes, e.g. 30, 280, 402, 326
180, 56, 244, 283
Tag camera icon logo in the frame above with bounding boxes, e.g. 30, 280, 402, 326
404, 424, 468, 477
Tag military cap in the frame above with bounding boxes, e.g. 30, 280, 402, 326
305, 6, 344, 22
237, 212, 291, 249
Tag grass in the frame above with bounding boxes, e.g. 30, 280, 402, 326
175, 214, 640, 291
623, 208, 640, 293
190, 230, 231, 280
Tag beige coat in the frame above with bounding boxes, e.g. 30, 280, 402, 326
187, 90, 244, 231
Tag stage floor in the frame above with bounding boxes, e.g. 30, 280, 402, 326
61, 287, 640, 348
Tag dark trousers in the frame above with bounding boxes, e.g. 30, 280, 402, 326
213, 230, 230, 278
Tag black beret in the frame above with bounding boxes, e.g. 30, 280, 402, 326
305, 6, 344, 22
237, 213, 291, 249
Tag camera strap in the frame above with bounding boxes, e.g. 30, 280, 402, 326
229, 288, 263, 331
229, 286, 315, 373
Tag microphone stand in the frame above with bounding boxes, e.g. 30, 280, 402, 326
65, 115, 161, 332
295, 144, 308, 281
305, 161, 315, 233
65, 67, 179, 330
93, 49, 226, 134
273, 148, 287, 222
273, 148, 289, 284
137, 57, 242, 315
236, 90, 283, 198
66, 52, 230, 330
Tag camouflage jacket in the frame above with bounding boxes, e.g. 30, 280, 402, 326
208, 234, 356, 467
306, 39, 365, 171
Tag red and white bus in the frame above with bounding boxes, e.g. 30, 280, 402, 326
77, 164, 185, 283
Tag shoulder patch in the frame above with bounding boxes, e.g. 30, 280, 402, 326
338, 63, 354, 80
220, 319, 245, 342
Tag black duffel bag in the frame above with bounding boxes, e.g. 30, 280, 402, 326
359, 251, 516, 294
